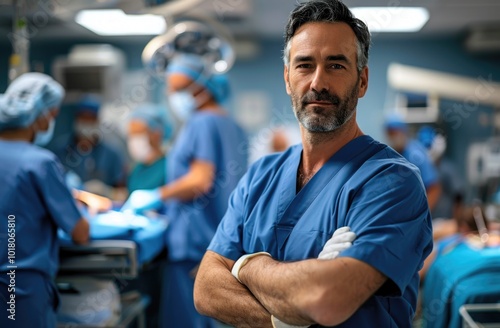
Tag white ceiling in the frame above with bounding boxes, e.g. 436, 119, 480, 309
0, 0, 499, 42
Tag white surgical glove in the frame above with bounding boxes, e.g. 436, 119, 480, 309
271, 315, 310, 328
318, 226, 356, 260
272, 227, 356, 327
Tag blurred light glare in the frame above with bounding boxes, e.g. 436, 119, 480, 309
75, 9, 167, 36
214, 60, 228, 73
351, 7, 429, 32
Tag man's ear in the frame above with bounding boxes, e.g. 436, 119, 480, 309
357, 66, 369, 98
284, 65, 291, 96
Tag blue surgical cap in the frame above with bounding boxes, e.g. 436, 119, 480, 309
166, 54, 230, 104
75, 94, 101, 116
0, 72, 64, 131
417, 125, 436, 149
129, 103, 172, 140
384, 113, 408, 132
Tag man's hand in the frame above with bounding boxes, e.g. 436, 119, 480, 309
271, 226, 356, 327
318, 227, 356, 260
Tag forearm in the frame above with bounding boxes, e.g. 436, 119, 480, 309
194, 251, 272, 327
426, 183, 441, 210
238, 255, 385, 327
239, 256, 318, 326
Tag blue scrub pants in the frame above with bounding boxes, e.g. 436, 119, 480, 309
160, 260, 216, 328
0, 271, 58, 328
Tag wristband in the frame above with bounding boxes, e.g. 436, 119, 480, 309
231, 252, 272, 283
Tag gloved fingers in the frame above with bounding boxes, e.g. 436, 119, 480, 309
332, 226, 351, 236
324, 231, 356, 246
271, 315, 309, 328
322, 242, 352, 254
318, 250, 339, 260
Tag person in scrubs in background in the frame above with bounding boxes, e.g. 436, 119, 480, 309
55, 94, 127, 196
417, 125, 464, 220
194, 1, 433, 327
0, 72, 89, 328
127, 103, 171, 194
122, 53, 249, 327
384, 113, 442, 212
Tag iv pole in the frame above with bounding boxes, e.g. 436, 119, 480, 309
9, 0, 30, 82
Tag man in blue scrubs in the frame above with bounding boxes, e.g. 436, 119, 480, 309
122, 54, 249, 327
194, 1, 433, 327
0, 73, 89, 327
54, 95, 127, 195
384, 113, 442, 212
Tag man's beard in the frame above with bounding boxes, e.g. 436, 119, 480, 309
292, 79, 360, 133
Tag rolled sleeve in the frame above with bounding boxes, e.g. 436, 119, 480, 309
340, 162, 433, 296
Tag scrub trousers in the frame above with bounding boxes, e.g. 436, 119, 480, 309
160, 260, 216, 328
0, 271, 58, 328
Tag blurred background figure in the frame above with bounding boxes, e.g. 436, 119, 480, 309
249, 124, 301, 164
384, 113, 442, 212
417, 125, 465, 220
127, 103, 171, 194
55, 94, 127, 197
0, 72, 89, 328
124, 20, 249, 327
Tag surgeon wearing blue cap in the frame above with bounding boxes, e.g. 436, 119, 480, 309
127, 103, 171, 193
384, 113, 442, 211
55, 94, 127, 196
0, 73, 90, 328
122, 53, 249, 328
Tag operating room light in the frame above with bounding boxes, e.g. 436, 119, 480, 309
351, 7, 429, 32
75, 9, 167, 36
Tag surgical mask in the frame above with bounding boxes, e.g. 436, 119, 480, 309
128, 134, 152, 163
34, 119, 55, 146
169, 91, 197, 122
75, 122, 100, 140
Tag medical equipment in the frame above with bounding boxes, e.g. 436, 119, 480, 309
468, 138, 500, 186
460, 304, 500, 328
142, 20, 235, 76
56, 211, 168, 328
52, 44, 125, 101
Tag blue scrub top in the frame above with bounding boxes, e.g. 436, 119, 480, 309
0, 141, 82, 278
402, 139, 439, 189
127, 156, 167, 193
165, 111, 248, 262
55, 138, 126, 187
209, 135, 433, 327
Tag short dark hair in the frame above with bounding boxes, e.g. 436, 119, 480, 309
283, 0, 370, 71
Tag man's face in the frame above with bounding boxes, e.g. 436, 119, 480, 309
284, 22, 368, 133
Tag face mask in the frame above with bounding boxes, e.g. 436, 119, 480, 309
34, 119, 55, 146
128, 134, 152, 163
75, 122, 100, 140
169, 91, 197, 122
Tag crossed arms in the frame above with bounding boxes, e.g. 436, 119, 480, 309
194, 250, 387, 327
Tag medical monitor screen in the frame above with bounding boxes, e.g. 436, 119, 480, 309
62, 66, 104, 93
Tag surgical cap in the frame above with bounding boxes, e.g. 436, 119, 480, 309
129, 103, 172, 140
0, 72, 64, 131
417, 125, 436, 149
75, 94, 101, 116
384, 113, 408, 132
166, 54, 230, 104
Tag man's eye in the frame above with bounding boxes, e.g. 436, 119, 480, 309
296, 64, 312, 69
331, 64, 345, 69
